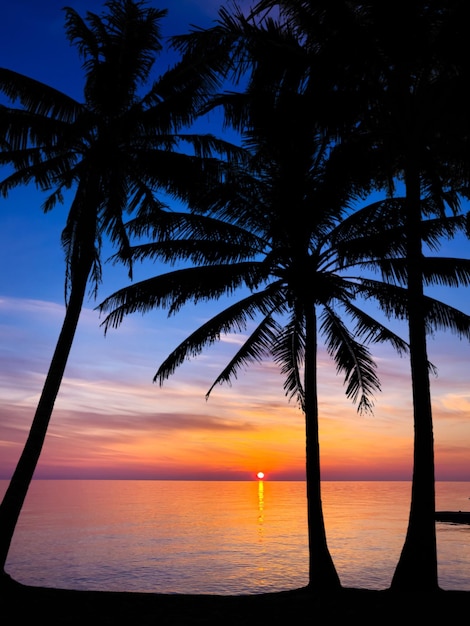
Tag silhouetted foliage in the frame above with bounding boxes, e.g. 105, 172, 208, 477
102, 0, 470, 592
0, 0, 234, 576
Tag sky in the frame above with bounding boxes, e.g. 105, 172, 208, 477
1, 0, 470, 482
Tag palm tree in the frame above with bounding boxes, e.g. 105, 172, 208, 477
102, 0, 470, 592
250, 0, 470, 591
338, 1, 470, 591
0, 0, 234, 581
100, 185, 470, 593
99, 89, 420, 589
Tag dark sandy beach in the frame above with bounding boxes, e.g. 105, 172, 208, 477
1, 576, 469, 625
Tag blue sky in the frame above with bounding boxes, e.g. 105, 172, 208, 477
1, 1, 470, 481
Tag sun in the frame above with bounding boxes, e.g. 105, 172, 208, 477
256, 472, 265, 480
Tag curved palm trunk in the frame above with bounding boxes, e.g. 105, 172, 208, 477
0, 269, 89, 579
390, 161, 438, 591
304, 305, 341, 590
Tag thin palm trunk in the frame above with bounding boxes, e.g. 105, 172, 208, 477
0, 266, 89, 577
0, 0, 213, 586
390, 158, 438, 590
304, 304, 341, 590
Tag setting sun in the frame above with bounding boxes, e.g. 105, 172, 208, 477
256, 472, 265, 480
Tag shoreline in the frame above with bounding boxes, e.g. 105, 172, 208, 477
1, 577, 469, 625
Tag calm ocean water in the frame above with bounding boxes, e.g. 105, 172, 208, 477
1, 480, 469, 594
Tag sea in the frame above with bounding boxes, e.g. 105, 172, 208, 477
1, 480, 469, 594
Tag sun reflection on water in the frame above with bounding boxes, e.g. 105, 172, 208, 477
257, 479, 264, 540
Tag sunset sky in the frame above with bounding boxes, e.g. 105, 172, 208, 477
1, 0, 470, 482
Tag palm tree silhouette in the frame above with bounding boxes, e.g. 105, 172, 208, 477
99, 104, 417, 590
337, 1, 470, 590
0, 0, 231, 579
249, 0, 470, 591
101, 1, 470, 591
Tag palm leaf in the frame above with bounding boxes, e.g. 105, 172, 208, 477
423, 297, 470, 338
320, 305, 381, 414
0, 68, 82, 122
340, 299, 409, 357
271, 310, 306, 407
204, 314, 283, 397
99, 264, 280, 331
154, 288, 286, 385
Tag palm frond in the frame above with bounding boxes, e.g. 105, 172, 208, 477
0, 68, 82, 122
356, 256, 470, 291
126, 210, 264, 253
98, 264, 281, 331
340, 299, 409, 357
64, 2, 167, 108
420, 214, 468, 249
421, 257, 470, 288
112, 239, 259, 269
320, 306, 381, 414
154, 289, 285, 385
355, 277, 410, 317
271, 311, 306, 407
205, 314, 283, 397
424, 297, 470, 339
115, 208, 265, 269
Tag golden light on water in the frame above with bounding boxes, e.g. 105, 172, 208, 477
257, 479, 264, 540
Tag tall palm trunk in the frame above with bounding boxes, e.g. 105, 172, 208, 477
390, 157, 438, 591
0, 266, 90, 578
304, 304, 341, 590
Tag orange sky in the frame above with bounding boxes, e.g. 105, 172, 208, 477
1, 295, 469, 481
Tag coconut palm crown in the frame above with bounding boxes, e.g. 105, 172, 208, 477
0, 0, 237, 578
100, 0, 470, 591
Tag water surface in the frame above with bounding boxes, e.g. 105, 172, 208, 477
2, 480, 469, 593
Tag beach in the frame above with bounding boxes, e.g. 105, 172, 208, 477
2, 576, 469, 625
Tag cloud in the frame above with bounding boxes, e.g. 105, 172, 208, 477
1, 290, 469, 480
